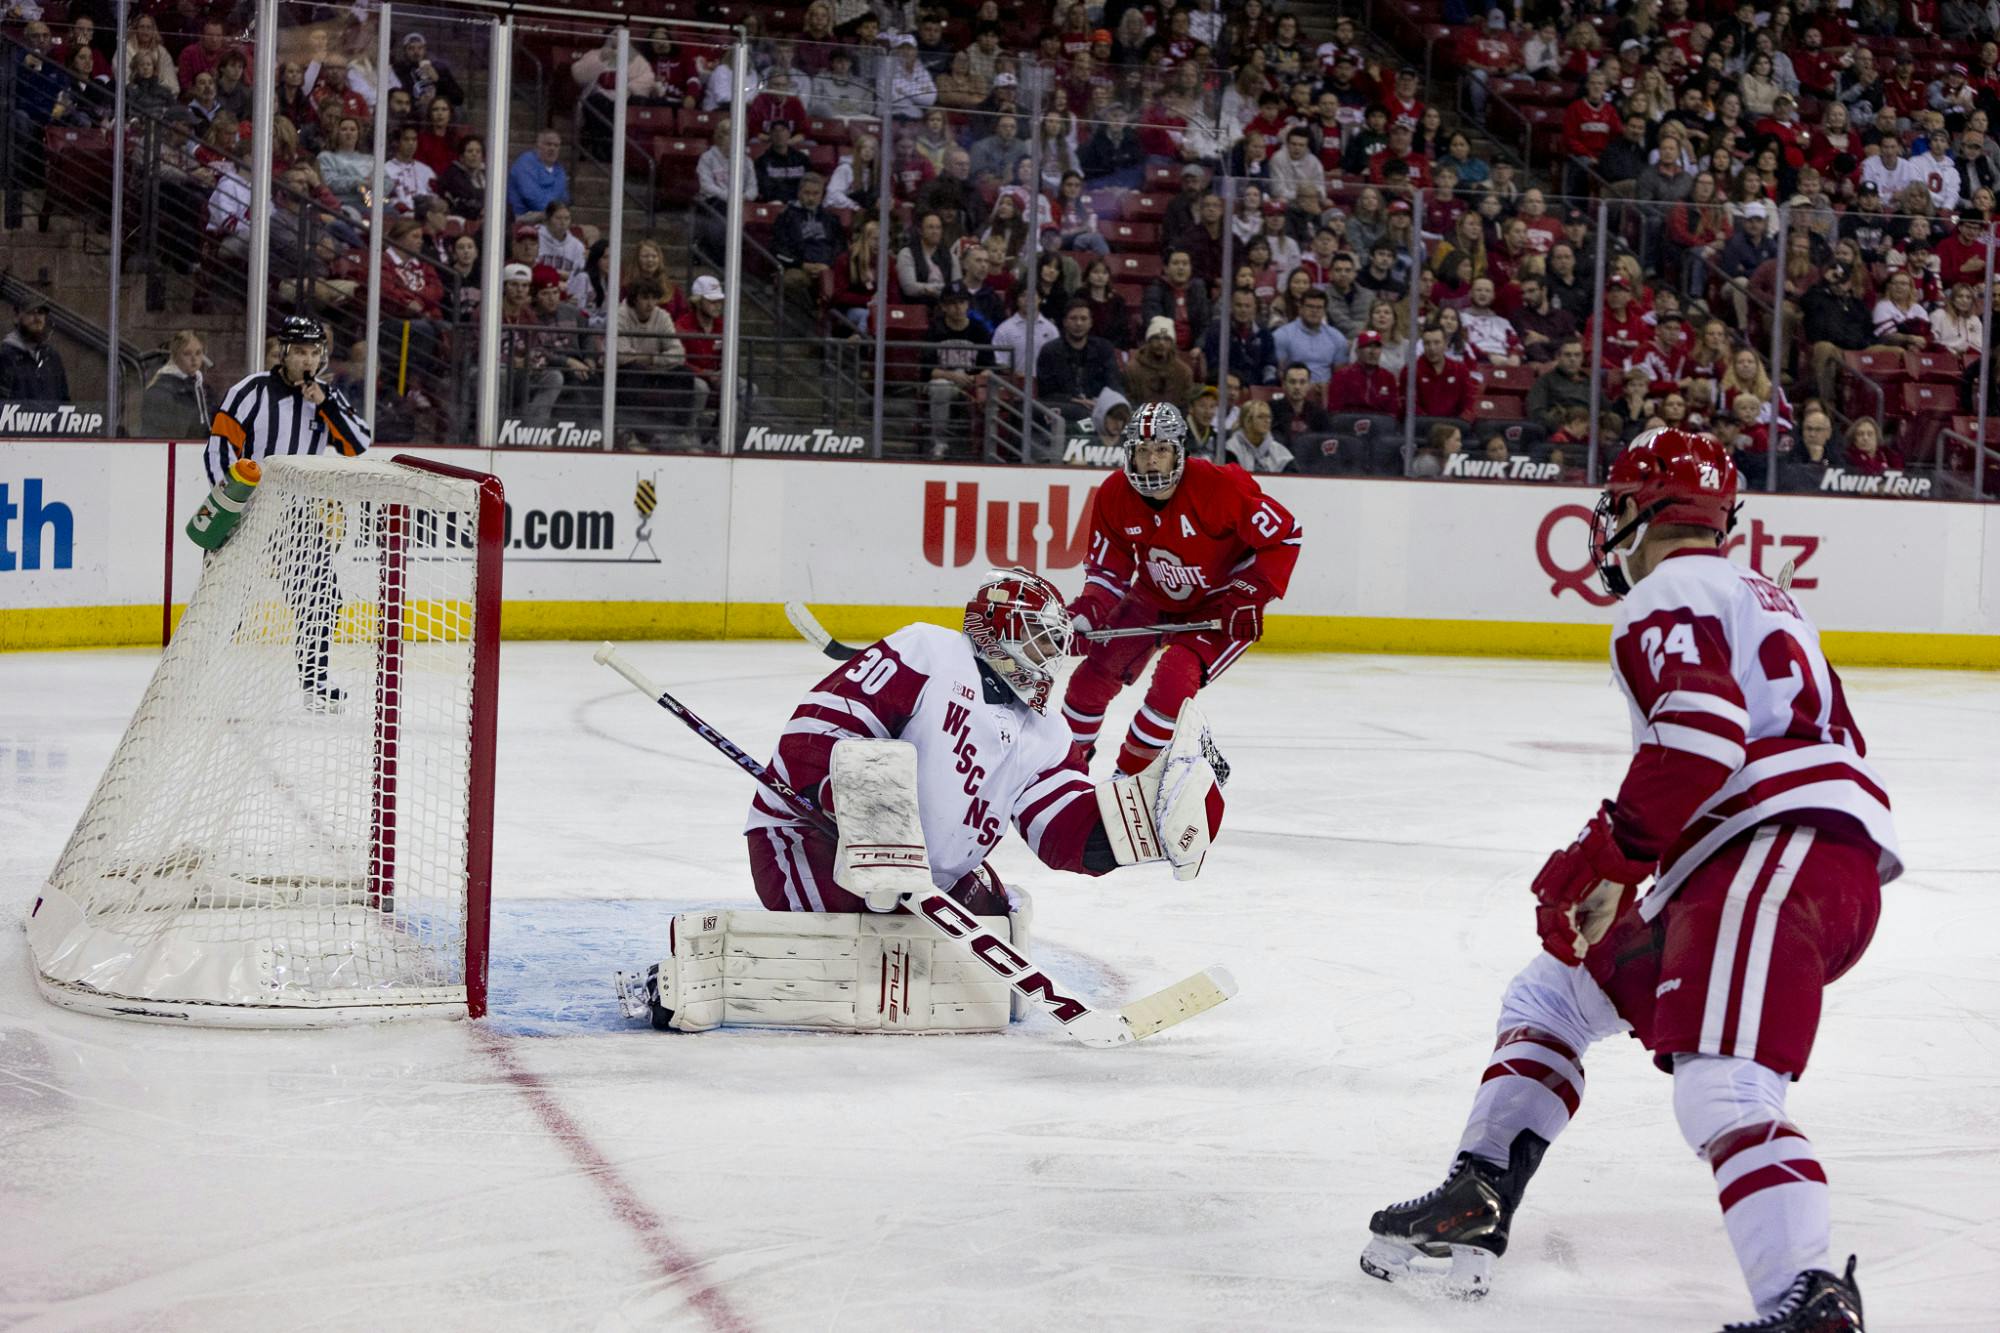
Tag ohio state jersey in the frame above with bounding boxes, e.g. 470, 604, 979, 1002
1607, 549, 1902, 917
1076, 458, 1303, 616
744, 624, 1102, 889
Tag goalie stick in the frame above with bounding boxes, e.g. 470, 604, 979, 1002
784, 601, 1221, 662
593, 643, 1236, 1047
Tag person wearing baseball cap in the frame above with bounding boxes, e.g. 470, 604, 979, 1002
1326, 327, 1402, 417
678, 275, 728, 423
0, 291, 68, 411
1716, 200, 1777, 329
510, 222, 541, 268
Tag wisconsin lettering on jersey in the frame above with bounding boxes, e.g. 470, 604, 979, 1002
942, 699, 1002, 846
746, 624, 1103, 887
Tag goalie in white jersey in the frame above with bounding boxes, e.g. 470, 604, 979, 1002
630, 567, 1228, 1036
1361, 430, 1899, 1332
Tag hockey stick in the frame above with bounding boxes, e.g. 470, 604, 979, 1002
593, 643, 1236, 1047
783, 600, 1222, 661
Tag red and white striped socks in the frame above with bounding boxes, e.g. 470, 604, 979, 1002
1675, 1054, 1834, 1315
1457, 1025, 1587, 1166
1704, 1119, 1833, 1313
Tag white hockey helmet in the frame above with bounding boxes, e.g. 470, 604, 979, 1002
963, 567, 1072, 712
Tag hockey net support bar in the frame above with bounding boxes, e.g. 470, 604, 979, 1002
593, 643, 1236, 1047
28, 454, 503, 1026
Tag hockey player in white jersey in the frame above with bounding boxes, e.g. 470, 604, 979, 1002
633, 567, 1229, 1035
1360, 429, 1899, 1331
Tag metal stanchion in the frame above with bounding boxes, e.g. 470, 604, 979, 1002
1585, 198, 1610, 484
1766, 203, 1788, 493
718, 37, 748, 455
1214, 174, 1234, 450
475, 18, 512, 447
601, 25, 630, 452
870, 53, 890, 459
1021, 60, 1046, 462
1402, 192, 1424, 470
245, 0, 279, 370
363, 3, 393, 430
105, 0, 128, 436
1976, 231, 1995, 499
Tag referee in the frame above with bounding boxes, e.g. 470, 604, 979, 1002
206, 316, 375, 711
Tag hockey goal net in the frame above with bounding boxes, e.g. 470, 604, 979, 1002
28, 455, 503, 1026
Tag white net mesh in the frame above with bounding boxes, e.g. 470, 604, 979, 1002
29, 457, 497, 1025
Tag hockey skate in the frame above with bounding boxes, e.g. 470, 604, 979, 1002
1358, 1130, 1546, 1299
1719, 1256, 1863, 1332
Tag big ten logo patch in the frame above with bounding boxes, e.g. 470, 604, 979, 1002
941, 700, 1001, 847
923, 481, 1097, 573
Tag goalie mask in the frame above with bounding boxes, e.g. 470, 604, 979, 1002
1122, 401, 1188, 496
963, 567, 1072, 713
1590, 427, 1739, 598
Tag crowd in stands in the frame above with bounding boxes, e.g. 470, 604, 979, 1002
5, 0, 1998, 482
715, 0, 1997, 483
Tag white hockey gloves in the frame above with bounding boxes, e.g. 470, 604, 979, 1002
1096, 702, 1230, 881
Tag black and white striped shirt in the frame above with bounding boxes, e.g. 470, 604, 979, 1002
204, 370, 374, 484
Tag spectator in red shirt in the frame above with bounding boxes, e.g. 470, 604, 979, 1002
1381, 67, 1425, 133
1560, 70, 1622, 197
1883, 49, 1928, 126
1584, 274, 1653, 371
1933, 209, 1989, 285
1414, 325, 1476, 419
178, 18, 246, 92
1326, 330, 1404, 414
1457, 11, 1523, 130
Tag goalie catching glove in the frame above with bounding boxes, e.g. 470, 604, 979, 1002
1531, 801, 1654, 964
1096, 701, 1229, 881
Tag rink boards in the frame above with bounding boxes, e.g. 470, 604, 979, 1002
2, 439, 1996, 666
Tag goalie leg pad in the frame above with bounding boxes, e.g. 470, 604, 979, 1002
639, 910, 1019, 1034
830, 739, 934, 913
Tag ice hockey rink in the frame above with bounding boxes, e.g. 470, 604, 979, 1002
2, 641, 1994, 1331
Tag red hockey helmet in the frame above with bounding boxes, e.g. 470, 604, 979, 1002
1591, 427, 1739, 598
963, 567, 1073, 712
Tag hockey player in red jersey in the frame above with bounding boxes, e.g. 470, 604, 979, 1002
743, 566, 1227, 918
1060, 401, 1303, 774
1361, 430, 1898, 1332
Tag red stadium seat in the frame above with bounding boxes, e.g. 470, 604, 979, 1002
651, 137, 707, 204
680, 108, 720, 136
1471, 394, 1527, 421
882, 304, 929, 338
1907, 350, 1959, 383
1088, 188, 1129, 218
805, 118, 850, 146
1106, 252, 1163, 282
627, 105, 676, 134
1481, 364, 1537, 394
1122, 192, 1169, 222
1843, 349, 1907, 419
1898, 381, 1957, 464
1144, 162, 1181, 191
1101, 220, 1161, 251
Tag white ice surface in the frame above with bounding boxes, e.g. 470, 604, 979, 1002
1, 642, 1994, 1332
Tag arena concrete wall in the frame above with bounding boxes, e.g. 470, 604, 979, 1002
2, 440, 1995, 667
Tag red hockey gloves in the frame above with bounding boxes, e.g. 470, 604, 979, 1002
1531, 801, 1655, 965
1207, 577, 1270, 642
